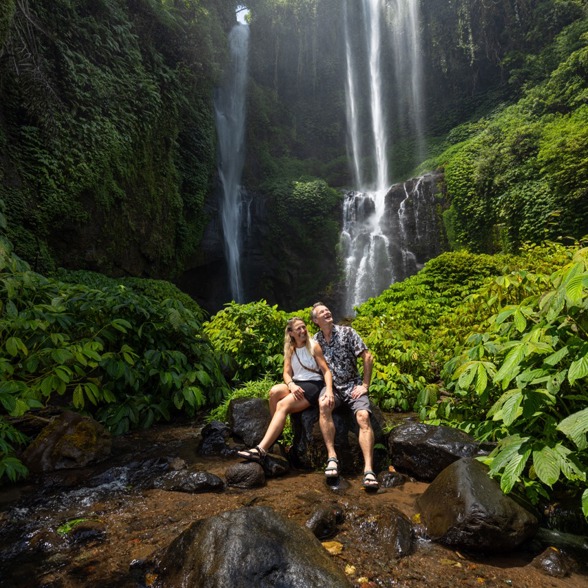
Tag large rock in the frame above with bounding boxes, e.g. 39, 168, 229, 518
197, 420, 233, 457
152, 469, 225, 493
289, 405, 388, 475
388, 422, 490, 481
22, 411, 111, 473
417, 457, 538, 552
225, 462, 266, 489
150, 506, 352, 587
228, 397, 271, 448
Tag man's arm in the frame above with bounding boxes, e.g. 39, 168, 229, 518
360, 349, 373, 389
350, 349, 373, 399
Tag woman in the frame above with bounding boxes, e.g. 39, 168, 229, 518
237, 316, 333, 462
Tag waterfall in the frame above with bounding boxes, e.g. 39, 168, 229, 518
341, 0, 426, 316
214, 22, 250, 302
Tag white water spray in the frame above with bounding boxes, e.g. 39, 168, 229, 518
214, 22, 249, 302
341, 0, 425, 315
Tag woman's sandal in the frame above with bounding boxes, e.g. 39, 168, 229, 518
237, 445, 267, 463
325, 457, 339, 478
362, 470, 379, 490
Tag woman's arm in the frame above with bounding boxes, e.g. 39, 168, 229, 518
283, 353, 303, 398
283, 353, 294, 387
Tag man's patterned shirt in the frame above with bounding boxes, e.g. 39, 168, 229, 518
314, 325, 367, 396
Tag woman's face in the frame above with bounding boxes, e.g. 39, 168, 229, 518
290, 320, 308, 345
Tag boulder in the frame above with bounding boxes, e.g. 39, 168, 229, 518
289, 405, 388, 475
388, 422, 491, 481
197, 420, 233, 456
306, 505, 344, 540
346, 504, 415, 561
228, 398, 271, 447
22, 411, 111, 473
225, 462, 265, 489
417, 457, 538, 552
260, 452, 291, 478
150, 506, 352, 587
152, 470, 225, 493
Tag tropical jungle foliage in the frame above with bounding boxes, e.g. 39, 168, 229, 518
0, 0, 233, 276
0, 235, 228, 482
1, 0, 587, 527
203, 242, 588, 518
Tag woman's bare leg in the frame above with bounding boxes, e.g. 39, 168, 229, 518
258, 395, 310, 451
268, 383, 289, 416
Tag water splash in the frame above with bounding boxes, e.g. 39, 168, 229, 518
214, 22, 250, 302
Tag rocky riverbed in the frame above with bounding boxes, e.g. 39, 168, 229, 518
0, 419, 587, 587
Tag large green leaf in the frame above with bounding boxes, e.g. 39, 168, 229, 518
557, 407, 588, 451
494, 344, 526, 389
568, 354, 588, 386
553, 444, 586, 482
501, 391, 523, 426
543, 346, 569, 367
488, 435, 529, 473
501, 445, 532, 494
532, 446, 560, 487
564, 273, 588, 305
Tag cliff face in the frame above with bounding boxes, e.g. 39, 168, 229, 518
0, 1, 584, 311
0, 0, 234, 276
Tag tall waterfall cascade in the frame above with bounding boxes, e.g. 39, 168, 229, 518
342, 0, 431, 316
214, 21, 250, 302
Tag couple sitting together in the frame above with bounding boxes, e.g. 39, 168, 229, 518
237, 302, 379, 490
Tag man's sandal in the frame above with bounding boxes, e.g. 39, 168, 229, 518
362, 470, 379, 490
237, 446, 267, 463
325, 457, 339, 478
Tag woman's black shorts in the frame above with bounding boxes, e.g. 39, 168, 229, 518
294, 380, 324, 406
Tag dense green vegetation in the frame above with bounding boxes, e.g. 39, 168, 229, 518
0, 234, 228, 481
423, 14, 588, 252
1, 0, 587, 526
0, 0, 232, 275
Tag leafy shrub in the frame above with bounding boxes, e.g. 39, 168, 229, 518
0, 241, 229, 481
203, 300, 289, 384
422, 245, 588, 516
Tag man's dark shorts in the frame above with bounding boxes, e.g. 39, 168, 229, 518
319, 385, 371, 413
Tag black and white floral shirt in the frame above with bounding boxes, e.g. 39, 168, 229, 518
314, 325, 367, 397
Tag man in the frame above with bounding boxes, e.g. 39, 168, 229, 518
311, 302, 378, 489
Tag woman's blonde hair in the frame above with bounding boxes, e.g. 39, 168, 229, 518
284, 317, 315, 358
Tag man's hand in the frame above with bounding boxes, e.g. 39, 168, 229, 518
351, 383, 369, 399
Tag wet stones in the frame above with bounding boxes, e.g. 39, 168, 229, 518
306, 505, 344, 540
225, 461, 265, 489
388, 422, 492, 482
417, 457, 538, 552
197, 420, 233, 457
149, 506, 352, 587
153, 469, 225, 493
531, 546, 576, 578
228, 397, 271, 448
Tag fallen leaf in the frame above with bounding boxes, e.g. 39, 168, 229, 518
322, 540, 343, 555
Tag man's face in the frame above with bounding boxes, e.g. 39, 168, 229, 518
313, 305, 333, 329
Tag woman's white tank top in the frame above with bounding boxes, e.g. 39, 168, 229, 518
291, 345, 321, 381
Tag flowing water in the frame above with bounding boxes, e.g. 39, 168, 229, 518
341, 0, 428, 316
214, 21, 250, 302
